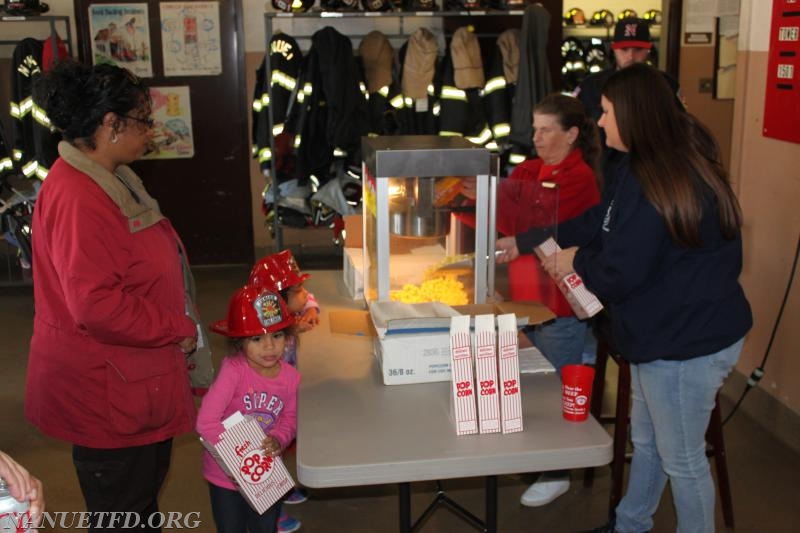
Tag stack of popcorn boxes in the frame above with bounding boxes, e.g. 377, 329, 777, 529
448, 313, 523, 435
200, 411, 295, 514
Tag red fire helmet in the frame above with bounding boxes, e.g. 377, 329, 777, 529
248, 250, 311, 292
210, 286, 295, 338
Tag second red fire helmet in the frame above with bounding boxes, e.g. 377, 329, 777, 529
249, 250, 311, 292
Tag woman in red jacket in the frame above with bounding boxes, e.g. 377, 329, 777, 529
463, 93, 601, 506
25, 61, 198, 532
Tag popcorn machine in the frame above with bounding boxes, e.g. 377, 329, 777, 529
361, 136, 496, 304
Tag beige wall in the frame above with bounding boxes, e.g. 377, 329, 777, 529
729, 48, 800, 416
725, 0, 800, 423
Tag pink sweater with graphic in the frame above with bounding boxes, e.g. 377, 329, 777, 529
197, 355, 300, 490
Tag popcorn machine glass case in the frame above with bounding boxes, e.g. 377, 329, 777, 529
361, 136, 496, 305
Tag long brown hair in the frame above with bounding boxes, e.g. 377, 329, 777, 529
602, 63, 742, 247
534, 93, 601, 182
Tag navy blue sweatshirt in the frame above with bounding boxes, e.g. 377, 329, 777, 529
517, 152, 752, 364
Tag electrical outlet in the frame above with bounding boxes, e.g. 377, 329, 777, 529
699, 78, 713, 93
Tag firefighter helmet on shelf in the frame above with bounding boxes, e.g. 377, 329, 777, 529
561, 37, 585, 61
446, 0, 485, 10
585, 42, 608, 73
618, 8, 637, 21
272, 0, 315, 13
589, 9, 615, 28
643, 9, 662, 25
361, 0, 394, 10
1, 1, 49, 15
249, 250, 311, 293
210, 286, 295, 338
321, 0, 359, 9
485, 0, 526, 11
563, 7, 586, 26
403, 0, 435, 10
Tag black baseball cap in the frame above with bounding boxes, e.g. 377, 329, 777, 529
612, 18, 652, 50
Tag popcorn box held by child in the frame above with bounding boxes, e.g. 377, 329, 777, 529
200, 411, 295, 514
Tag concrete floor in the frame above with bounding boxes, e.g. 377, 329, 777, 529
1, 264, 799, 532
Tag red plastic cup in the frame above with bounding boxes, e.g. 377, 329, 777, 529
561, 364, 595, 422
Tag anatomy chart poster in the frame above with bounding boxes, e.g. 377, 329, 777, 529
89, 3, 153, 78
160, 2, 222, 77
141, 86, 195, 160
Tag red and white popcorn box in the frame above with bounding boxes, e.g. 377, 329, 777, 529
497, 313, 523, 434
200, 411, 295, 514
534, 237, 603, 320
474, 314, 501, 434
449, 315, 478, 435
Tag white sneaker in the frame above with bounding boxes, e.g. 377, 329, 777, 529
519, 476, 570, 507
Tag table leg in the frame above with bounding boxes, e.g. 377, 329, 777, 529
399, 482, 411, 533
485, 475, 497, 533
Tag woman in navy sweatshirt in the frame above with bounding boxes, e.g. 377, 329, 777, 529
496, 63, 752, 533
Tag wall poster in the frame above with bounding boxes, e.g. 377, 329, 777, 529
89, 3, 153, 78
160, 2, 222, 76
142, 86, 195, 160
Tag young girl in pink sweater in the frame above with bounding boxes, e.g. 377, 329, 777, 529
197, 285, 300, 533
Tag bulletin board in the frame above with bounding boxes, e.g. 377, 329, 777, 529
763, 0, 800, 144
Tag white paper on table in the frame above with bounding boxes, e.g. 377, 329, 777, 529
518, 346, 556, 375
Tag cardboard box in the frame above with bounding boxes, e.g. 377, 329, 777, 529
449, 315, 478, 435
534, 238, 604, 319
200, 412, 295, 514
497, 314, 523, 433
474, 314, 501, 434
329, 301, 555, 385
343, 247, 364, 301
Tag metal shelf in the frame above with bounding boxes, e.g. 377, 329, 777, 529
0, 15, 73, 58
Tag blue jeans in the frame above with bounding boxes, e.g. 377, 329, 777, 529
614, 338, 744, 533
209, 483, 281, 533
527, 316, 589, 374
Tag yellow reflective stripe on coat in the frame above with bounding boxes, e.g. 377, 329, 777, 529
492, 123, 511, 138
468, 127, 492, 145
271, 70, 297, 91
440, 86, 467, 101
484, 76, 506, 95
258, 147, 272, 163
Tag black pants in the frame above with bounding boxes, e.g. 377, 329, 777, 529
208, 483, 280, 533
72, 439, 173, 532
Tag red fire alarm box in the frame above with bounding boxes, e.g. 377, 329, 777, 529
763, 0, 800, 143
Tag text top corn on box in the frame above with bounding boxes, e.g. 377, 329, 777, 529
474, 314, 501, 434
497, 313, 523, 433
449, 315, 479, 435
328, 301, 555, 385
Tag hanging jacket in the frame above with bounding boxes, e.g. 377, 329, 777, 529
437, 28, 491, 146
393, 28, 439, 135
483, 29, 519, 153
252, 33, 303, 175
9, 37, 63, 180
358, 30, 400, 136
509, 4, 552, 156
294, 27, 370, 184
